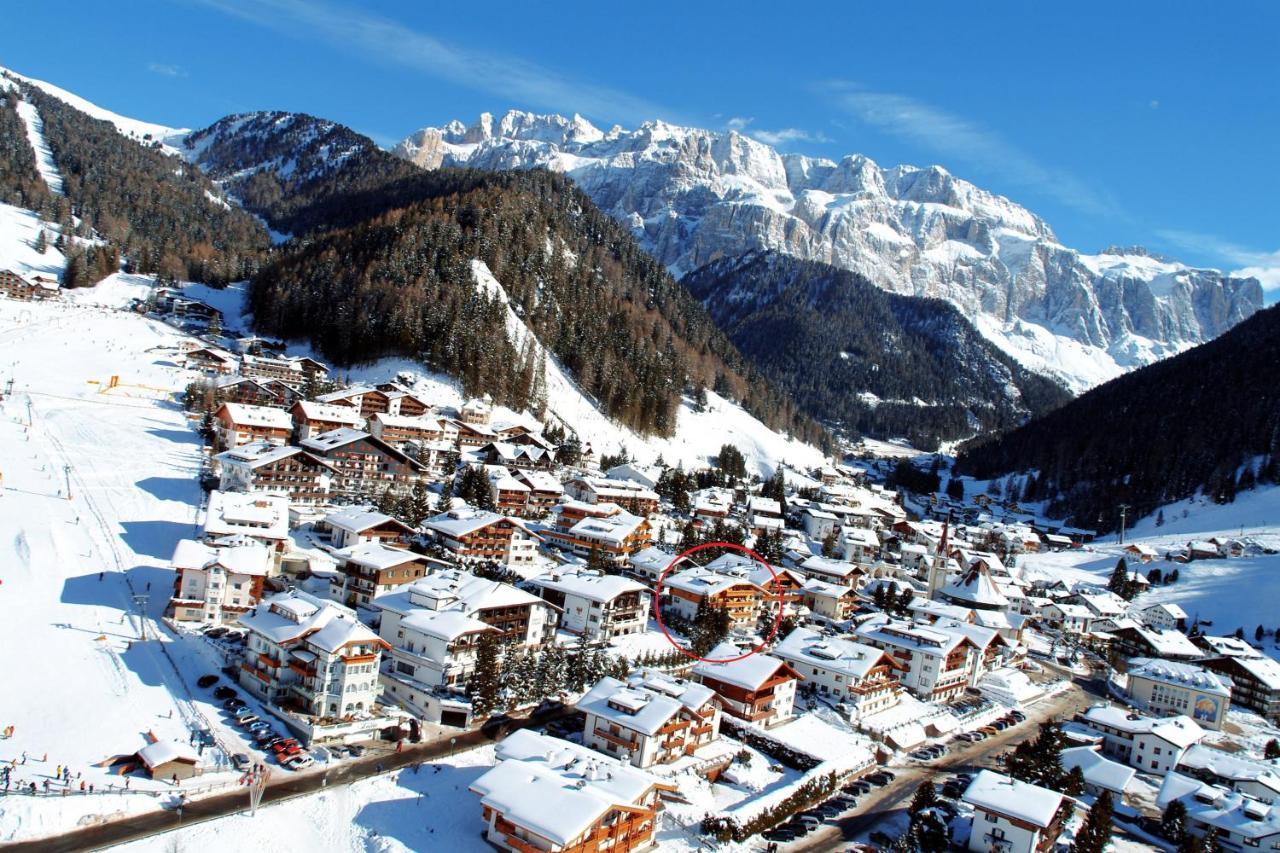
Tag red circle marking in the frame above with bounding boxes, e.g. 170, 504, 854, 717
651, 541, 785, 664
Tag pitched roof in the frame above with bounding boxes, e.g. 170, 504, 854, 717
218, 402, 292, 429
962, 769, 1064, 828
693, 643, 799, 691
470, 729, 670, 846
773, 627, 898, 678
528, 569, 648, 604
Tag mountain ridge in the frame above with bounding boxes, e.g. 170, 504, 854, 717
395, 110, 1263, 393
683, 251, 1072, 449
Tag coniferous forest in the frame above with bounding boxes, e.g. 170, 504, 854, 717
193, 113, 830, 442
957, 303, 1280, 530
683, 251, 1071, 448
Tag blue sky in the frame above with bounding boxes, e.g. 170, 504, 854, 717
4, 0, 1277, 292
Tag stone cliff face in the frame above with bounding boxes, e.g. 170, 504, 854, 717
395, 111, 1263, 391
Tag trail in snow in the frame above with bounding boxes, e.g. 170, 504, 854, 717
14, 98, 65, 194
469, 259, 826, 476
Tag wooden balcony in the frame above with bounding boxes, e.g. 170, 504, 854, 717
593, 727, 638, 750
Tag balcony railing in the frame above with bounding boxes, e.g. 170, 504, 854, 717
593, 728, 638, 749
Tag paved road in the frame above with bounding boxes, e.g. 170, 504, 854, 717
2, 709, 572, 853
789, 673, 1105, 853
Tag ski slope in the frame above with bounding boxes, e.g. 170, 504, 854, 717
0, 201, 66, 280
470, 260, 826, 476
1019, 486, 1280, 658
13, 98, 65, 194
0, 293, 245, 841
1, 64, 189, 155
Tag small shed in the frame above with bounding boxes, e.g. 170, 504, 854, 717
136, 740, 201, 781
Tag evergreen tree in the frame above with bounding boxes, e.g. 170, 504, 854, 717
945, 477, 964, 500
821, 529, 838, 558
1070, 790, 1113, 853
469, 633, 501, 717
1108, 558, 1135, 600
1257, 625, 1266, 643
33, 229, 46, 253
902, 781, 948, 853
1160, 798, 1188, 844
1265, 739, 1280, 760
1063, 765, 1087, 797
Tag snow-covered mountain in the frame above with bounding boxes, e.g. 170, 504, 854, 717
395, 112, 1264, 392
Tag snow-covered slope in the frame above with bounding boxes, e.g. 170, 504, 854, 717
13, 97, 64, 194
468, 257, 825, 476
396, 112, 1263, 393
1, 65, 188, 154
0, 201, 66, 279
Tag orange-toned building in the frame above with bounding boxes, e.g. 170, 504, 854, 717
662, 567, 766, 630
471, 729, 676, 853
692, 644, 804, 728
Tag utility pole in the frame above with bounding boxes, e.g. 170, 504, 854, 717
132, 594, 150, 641
63, 464, 72, 500
1118, 504, 1131, 545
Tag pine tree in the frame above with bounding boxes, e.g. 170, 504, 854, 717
33, 229, 46, 253
1108, 558, 1134, 600
1070, 790, 1113, 853
821, 529, 838, 558
469, 633, 501, 717
1265, 739, 1280, 760
1063, 765, 1087, 797
1160, 798, 1188, 844
946, 477, 964, 500
902, 781, 948, 852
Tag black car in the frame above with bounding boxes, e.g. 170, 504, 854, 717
223, 698, 247, 711
784, 820, 812, 836
347, 744, 366, 757
205, 626, 228, 639
196, 674, 219, 689
213, 686, 237, 700
1010, 711, 1026, 722
762, 828, 796, 842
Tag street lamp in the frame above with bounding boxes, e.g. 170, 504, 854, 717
450, 737, 457, 758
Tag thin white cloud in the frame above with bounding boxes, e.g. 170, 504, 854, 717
190, 0, 668, 126
147, 62, 186, 78
724, 116, 830, 147
821, 82, 1117, 218
1156, 229, 1280, 294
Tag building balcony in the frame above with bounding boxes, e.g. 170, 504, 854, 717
593, 727, 639, 750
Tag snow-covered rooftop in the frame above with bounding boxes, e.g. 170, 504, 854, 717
962, 769, 1064, 828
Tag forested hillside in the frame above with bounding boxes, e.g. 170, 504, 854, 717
206, 113, 827, 442
0, 88, 53, 213
957, 303, 1280, 529
9, 78, 268, 286
683, 252, 1071, 448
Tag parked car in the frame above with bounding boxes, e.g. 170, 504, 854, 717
213, 686, 238, 701
328, 744, 349, 758
283, 755, 314, 770
784, 819, 812, 836
205, 627, 228, 639
347, 744, 366, 757
247, 720, 272, 732
236, 714, 260, 726
196, 674, 219, 689
795, 813, 822, 828
231, 753, 252, 771
816, 803, 842, 819
1010, 711, 1026, 722
234, 708, 257, 720
879, 770, 896, 782
762, 828, 796, 842
223, 699, 247, 712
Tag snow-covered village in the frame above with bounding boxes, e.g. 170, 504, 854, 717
2, 8, 1280, 853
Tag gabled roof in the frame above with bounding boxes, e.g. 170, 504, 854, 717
664, 567, 764, 598
962, 769, 1064, 828
693, 643, 801, 691
216, 441, 336, 471
773, 627, 901, 679
470, 729, 672, 847
1060, 746, 1136, 794
324, 508, 413, 536
336, 541, 426, 571
137, 740, 199, 769
291, 400, 365, 425
217, 402, 292, 429
424, 506, 538, 540
528, 569, 648, 604
400, 608, 496, 642
170, 538, 271, 577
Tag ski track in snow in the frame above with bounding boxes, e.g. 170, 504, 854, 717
14, 98, 65, 194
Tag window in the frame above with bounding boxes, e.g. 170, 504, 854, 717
985, 813, 998, 823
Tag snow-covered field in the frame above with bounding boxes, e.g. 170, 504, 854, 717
105, 747, 500, 853
0, 293, 235, 840
1019, 486, 1280, 656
